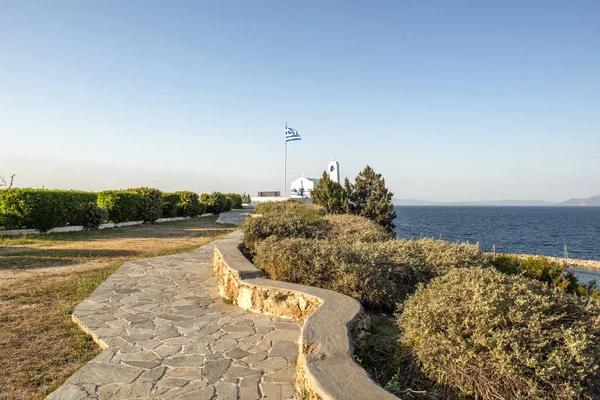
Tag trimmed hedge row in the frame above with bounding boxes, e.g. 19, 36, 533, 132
0, 188, 243, 232
0, 189, 97, 232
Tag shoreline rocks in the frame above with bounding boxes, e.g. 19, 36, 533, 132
486, 253, 600, 271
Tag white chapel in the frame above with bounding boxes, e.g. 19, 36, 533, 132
290, 159, 340, 199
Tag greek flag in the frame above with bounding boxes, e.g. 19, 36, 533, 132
285, 127, 301, 142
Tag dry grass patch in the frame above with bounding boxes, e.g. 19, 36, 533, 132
0, 216, 235, 399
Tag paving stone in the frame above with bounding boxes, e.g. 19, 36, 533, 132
178, 385, 216, 400
161, 354, 204, 368
138, 366, 166, 382
216, 382, 238, 399
113, 381, 153, 399
260, 383, 283, 400
212, 339, 238, 352
121, 360, 162, 369
274, 322, 300, 331
243, 350, 268, 365
264, 329, 300, 342
224, 366, 262, 378
71, 363, 143, 385
263, 366, 296, 383
158, 381, 209, 398
182, 341, 210, 355
252, 357, 288, 372
45, 384, 87, 400
201, 358, 231, 384
225, 347, 251, 359
269, 341, 298, 358
156, 377, 189, 388
153, 344, 181, 357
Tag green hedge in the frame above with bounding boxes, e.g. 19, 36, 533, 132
0, 189, 97, 232
129, 187, 163, 223
97, 190, 143, 223
161, 192, 181, 218
201, 192, 232, 214
176, 191, 205, 217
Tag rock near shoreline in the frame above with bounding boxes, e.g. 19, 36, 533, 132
486, 253, 600, 271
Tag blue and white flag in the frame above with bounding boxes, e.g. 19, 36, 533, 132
285, 127, 301, 142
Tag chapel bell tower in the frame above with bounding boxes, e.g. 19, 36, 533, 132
327, 159, 340, 184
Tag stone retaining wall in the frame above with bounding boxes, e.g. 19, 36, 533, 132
213, 231, 398, 400
487, 253, 600, 270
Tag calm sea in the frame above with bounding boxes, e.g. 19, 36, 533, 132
394, 206, 600, 282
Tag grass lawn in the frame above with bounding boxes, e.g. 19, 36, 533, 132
0, 216, 235, 400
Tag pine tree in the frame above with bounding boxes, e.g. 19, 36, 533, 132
311, 171, 348, 214
345, 165, 397, 233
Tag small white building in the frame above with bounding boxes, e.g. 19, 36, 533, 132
290, 174, 319, 199
290, 159, 341, 199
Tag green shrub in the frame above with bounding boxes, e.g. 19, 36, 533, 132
201, 192, 232, 214
175, 191, 205, 217
63, 191, 98, 226
389, 238, 487, 284
242, 193, 252, 204
242, 204, 326, 255
97, 190, 143, 223
0, 189, 97, 232
81, 202, 108, 230
0, 210, 23, 229
254, 237, 399, 309
225, 193, 243, 209
344, 165, 397, 233
399, 267, 600, 400
129, 187, 163, 223
311, 171, 348, 214
161, 192, 181, 218
490, 254, 600, 297
323, 214, 392, 243
255, 199, 324, 216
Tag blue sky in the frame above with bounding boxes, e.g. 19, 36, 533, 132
1, 0, 599, 201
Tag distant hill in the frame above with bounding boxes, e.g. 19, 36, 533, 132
558, 195, 600, 206
394, 196, 600, 207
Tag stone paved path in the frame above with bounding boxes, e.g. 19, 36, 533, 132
47, 242, 299, 400
216, 208, 254, 227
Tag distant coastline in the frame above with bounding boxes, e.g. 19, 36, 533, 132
394, 195, 600, 207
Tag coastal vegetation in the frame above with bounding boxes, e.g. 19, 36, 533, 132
242, 200, 600, 399
0, 188, 244, 233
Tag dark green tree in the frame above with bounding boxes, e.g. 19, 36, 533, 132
311, 171, 348, 214
345, 165, 397, 233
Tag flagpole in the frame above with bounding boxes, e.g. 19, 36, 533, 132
283, 122, 287, 198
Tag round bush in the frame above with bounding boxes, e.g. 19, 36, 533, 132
226, 193, 243, 209
242, 208, 326, 255
398, 267, 600, 400
323, 214, 392, 243
176, 191, 205, 217
388, 238, 487, 284
161, 192, 181, 218
129, 187, 163, 223
200, 192, 232, 214
81, 202, 108, 230
254, 199, 324, 217
97, 191, 143, 223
